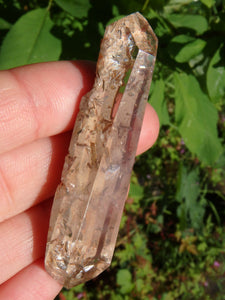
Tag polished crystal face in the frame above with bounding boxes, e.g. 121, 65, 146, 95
45, 12, 158, 289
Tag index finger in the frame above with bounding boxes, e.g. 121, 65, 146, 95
0, 61, 95, 155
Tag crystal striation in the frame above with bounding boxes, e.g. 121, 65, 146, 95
45, 12, 158, 288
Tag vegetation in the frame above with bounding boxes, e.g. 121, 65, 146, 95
0, 0, 225, 299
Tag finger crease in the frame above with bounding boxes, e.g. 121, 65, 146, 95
0, 165, 15, 222
9, 69, 40, 141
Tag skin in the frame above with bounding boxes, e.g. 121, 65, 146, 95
0, 61, 159, 299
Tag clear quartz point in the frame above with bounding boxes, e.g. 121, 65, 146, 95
45, 12, 158, 288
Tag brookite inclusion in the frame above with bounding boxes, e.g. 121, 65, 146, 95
45, 12, 158, 288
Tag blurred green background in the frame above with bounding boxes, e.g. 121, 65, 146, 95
0, 0, 225, 299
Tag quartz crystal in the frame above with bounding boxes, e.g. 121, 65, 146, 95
45, 12, 158, 288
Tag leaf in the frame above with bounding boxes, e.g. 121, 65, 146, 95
166, 14, 208, 35
176, 165, 204, 230
129, 182, 144, 200
116, 269, 134, 294
171, 34, 195, 44
173, 39, 206, 63
0, 9, 61, 70
115, 244, 135, 264
55, 0, 91, 18
161, 293, 174, 300
136, 278, 145, 292
147, 9, 171, 38
150, 79, 170, 125
207, 44, 225, 103
174, 73, 223, 165
111, 294, 124, 300
0, 17, 11, 29
132, 233, 151, 259
200, 0, 215, 8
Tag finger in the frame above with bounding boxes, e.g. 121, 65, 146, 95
0, 103, 158, 222
0, 259, 62, 300
0, 133, 70, 222
0, 61, 95, 155
0, 106, 159, 284
137, 104, 159, 155
0, 200, 51, 284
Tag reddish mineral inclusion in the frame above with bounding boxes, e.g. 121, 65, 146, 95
45, 12, 158, 288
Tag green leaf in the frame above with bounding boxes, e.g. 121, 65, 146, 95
166, 14, 208, 35
111, 294, 124, 300
0, 17, 11, 29
136, 278, 145, 292
171, 34, 195, 44
0, 9, 61, 70
150, 79, 170, 125
116, 269, 134, 294
115, 243, 135, 264
200, 0, 215, 8
174, 73, 223, 165
147, 9, 171, 38
176, 165, 205, 230
63, 284, 84, 299
161, 293, 174, 300
132, 233, 151, 259
173, 39, 206, 63
55, 0, 91, 18
129, 182, 144, 200
207, 44, 225, 103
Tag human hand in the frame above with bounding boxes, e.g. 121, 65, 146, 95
0, 61, 159, 299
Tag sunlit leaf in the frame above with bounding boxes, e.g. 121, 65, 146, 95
0, 8, 61, 70
166, 14, 208, 35
176, 165, 204, 230
55, 0, 91, 18
200, 0, 215, 8
129, 182, 144, 200
116, 269, 134, 294
150, 78, 170, 125
174, 73, 223, 165
207, 44, 225, 103
173, 39, 206, 63
171, 34, 195, 44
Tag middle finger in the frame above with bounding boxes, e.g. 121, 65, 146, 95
0, 132, 70, 223
0, 199, 51, 284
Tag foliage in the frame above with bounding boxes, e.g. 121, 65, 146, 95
0, 8, 61, 69
1, 0, 225, 299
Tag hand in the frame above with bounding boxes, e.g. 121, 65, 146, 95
0, 61, 159, 299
